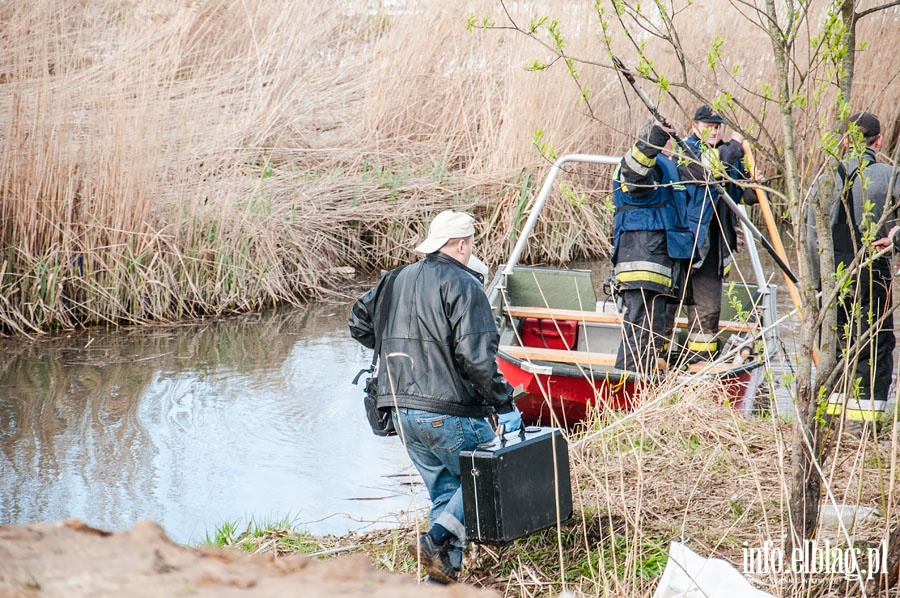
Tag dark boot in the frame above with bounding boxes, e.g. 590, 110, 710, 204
408, 532, 458, 584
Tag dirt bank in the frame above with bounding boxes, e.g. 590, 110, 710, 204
0, 519, 498, 598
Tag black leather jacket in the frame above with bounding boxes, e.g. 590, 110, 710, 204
348, 252, 513, 417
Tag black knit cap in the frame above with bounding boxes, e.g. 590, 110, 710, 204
693, 105, 724, 124
849, 112, 881, 137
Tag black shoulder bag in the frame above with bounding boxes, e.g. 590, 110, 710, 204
352, 267, 404, 437
832, 162, 863, 269
831, 154, 875, 270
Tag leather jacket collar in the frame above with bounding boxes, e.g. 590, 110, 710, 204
424, 252, 484, 285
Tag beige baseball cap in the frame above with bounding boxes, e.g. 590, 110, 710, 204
414, 210, 476, 254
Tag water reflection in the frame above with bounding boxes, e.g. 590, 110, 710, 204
0, 305, 425, 544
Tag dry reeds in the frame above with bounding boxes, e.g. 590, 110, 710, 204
1, 1, 898, 332
297, 377, 898, 596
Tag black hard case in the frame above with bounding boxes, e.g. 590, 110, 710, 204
459, 426, 572, 545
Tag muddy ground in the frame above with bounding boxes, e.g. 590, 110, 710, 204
0, 519, 498, 597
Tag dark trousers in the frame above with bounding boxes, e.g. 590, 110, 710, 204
616, 289, 671, 373
664, 254, 722, 360
836, 272, 895, 403
683, 256, 723, 354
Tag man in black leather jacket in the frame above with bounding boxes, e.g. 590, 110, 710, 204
348, 210, 520, 584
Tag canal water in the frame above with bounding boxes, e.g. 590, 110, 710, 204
0, 304, 426, 545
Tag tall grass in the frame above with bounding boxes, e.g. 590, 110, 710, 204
1, 0, 897, 332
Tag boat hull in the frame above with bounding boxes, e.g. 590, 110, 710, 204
498, 354, 761, 428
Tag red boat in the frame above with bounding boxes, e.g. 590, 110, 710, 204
486, 154, 774, 429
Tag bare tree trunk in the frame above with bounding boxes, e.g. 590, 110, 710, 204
887, 525, 900, 588
763, 0, 825, 548
864, 524, 900, 594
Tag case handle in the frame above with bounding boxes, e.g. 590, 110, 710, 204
495, 423, 527, 445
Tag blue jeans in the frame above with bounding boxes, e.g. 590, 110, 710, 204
392, 407, 495, 552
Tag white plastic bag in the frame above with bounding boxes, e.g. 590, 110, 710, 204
653, 542, 774, 598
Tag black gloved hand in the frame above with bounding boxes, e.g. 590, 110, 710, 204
658, 117, 677, 138
742, 186, 759, 205
647, 124, 671, 149
639, 118, 674, 149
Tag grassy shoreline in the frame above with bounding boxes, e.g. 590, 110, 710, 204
0, 162, 614, 334
200, 389, 898, 596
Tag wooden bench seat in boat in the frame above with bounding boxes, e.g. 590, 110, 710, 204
498, 345, 667, 371
498, 344, 736, 375
502, 306, 752, 334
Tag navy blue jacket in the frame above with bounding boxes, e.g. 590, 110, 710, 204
611, 140, 693, 295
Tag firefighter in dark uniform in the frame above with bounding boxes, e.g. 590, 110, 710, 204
810, 112, 900, 426
612, 120, 694, 373
675, 105, 755, 361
